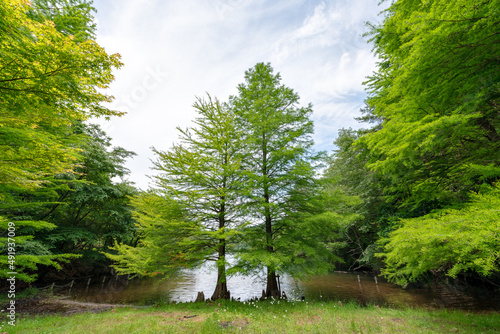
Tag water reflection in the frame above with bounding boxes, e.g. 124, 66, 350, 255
68, 263, 500, 311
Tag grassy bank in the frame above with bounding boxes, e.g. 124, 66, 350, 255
8, 298, 500, 334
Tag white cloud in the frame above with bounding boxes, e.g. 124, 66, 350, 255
92, 0, 388, 189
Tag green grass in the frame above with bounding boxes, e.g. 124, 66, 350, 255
8, 299, 500, 334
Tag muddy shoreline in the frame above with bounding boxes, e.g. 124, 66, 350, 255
6, 296, 148, 316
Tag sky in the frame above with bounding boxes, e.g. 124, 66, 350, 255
91, 0, 389, 190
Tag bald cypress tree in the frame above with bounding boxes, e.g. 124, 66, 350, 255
230, 63, 331, 297
145, 95, 245, 300
360, 0, 500, 285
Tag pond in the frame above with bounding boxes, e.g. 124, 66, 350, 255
63, 262, 500, 312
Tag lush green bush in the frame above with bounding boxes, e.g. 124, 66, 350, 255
378, 185, 500, 286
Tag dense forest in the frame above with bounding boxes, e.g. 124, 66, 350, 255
1, 0, 499, 301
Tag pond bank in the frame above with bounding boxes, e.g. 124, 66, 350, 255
11, 296, 145, 316
10, 297, 500, 333
48, 270, 499, 312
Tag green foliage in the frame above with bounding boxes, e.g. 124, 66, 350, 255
40, 123, 138, 253
360, 0, 500, 211
0, 0, 125, 281
276, 174, 362, 277
108, 95, 245, 296
0, 123, 137, 280
323, 128, 397, 270
377, 185, 500, 287
0, 217, 78, 282
27, 0, 97, 42
230, 63, 333, 290
332, 0, 500, 285
106, 192, 208, 277
0, 0, 123, 190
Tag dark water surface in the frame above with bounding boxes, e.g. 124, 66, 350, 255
65, 263, 500, 312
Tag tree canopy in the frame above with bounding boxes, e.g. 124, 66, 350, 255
361, 0, 500, 211
0, 0, 126, 282
378, 185, 500, 287
353, 0, 500, 284
108, 95, 246, 300
0, 0, 123, 190
230, 63, 336, 297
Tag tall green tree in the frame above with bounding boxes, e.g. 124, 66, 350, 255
0, 0, 123, 282
0, 0, 122, 190
108, 95, 245, 300
38, 123, 137, 278
0, 123, 137, 281
360, 0, 500, 211
230, 63, 330, 297
355, 0, 500, 284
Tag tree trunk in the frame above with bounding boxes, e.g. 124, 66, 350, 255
266, 267, 280, 298
211, 249, 229, 300
212, 247, 230, 300
262, 134, 279, 298
264, 211, 279, 298
211, 219, 229, 300
264, 180, 279, 297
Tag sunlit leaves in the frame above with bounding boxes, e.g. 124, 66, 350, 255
230, 62, 330, 281
378, 185, 500, 287
0, 217, 79, 282
0, 0, 125, 281
108, 95, 245, 282
0, 0, 123, 189
106, 192, 207, 277
361, 0, 500, 209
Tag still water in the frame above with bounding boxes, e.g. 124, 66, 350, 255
67, 262, 500, 312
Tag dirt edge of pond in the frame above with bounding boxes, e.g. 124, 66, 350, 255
10, 297, 147, 316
